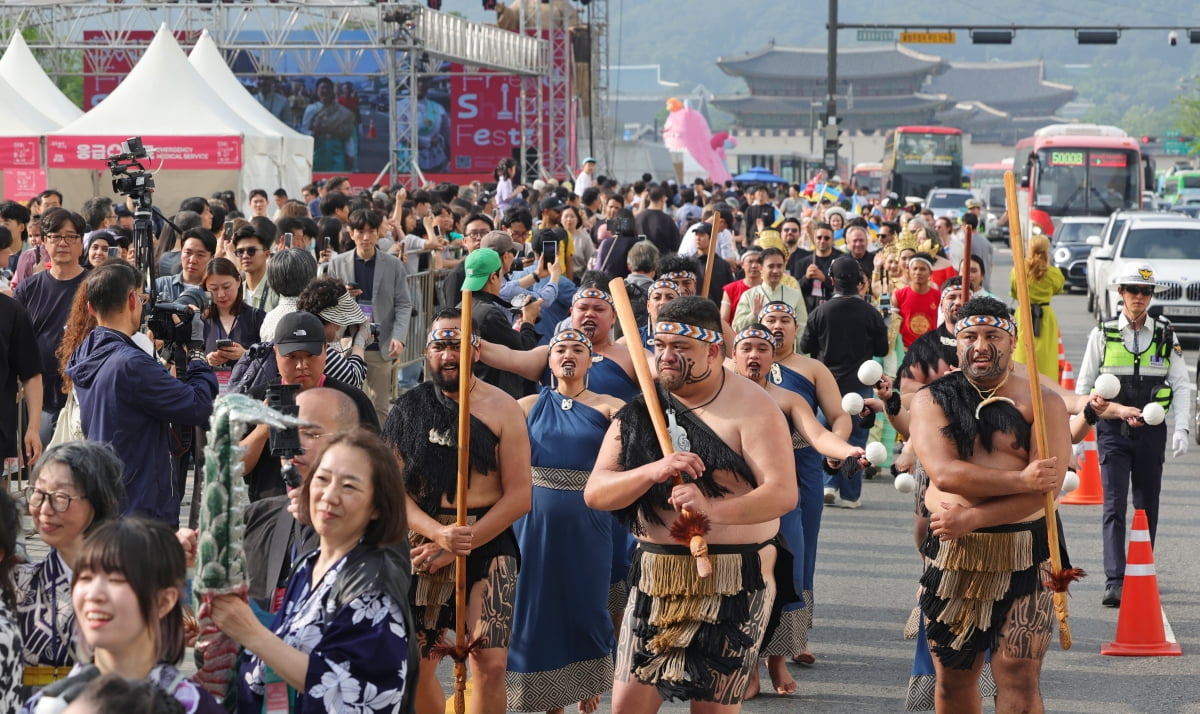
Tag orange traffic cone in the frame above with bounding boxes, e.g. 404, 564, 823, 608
1063, 427, 1103, 505
1059, 360, 1075, 391
1101, 509, 1181, 656
1057, 331, 1066, 381
368, 118, 377, 140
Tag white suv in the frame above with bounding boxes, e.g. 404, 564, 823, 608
1087, 211, 1181, 316
1095, 216, 1200, 335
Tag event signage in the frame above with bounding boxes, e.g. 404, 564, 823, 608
46, 136, 242, 169
0, 138, 40, 168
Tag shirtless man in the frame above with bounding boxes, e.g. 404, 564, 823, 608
728, 324, 866, 697
909, 296, 1071, 714
586, 296, 797, 713
382, 307, 532, 714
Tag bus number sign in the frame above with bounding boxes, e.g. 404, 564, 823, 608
1049, 151, 1084, 167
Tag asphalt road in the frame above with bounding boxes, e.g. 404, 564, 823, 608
428, 244, 1200, 713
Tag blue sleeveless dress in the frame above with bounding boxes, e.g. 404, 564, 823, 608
506, 388, 615, 711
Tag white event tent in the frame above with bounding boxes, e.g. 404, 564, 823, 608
0, 32, 83, 128
46, 25, 277, 211
188, 29, 312, 199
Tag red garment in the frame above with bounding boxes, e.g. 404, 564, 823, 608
930, 264, 958, 291
893, 284, 941, 348
723, 279, 755, 317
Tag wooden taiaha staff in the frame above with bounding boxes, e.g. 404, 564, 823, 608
608, 277, 713, 577
1004, 170, 1081, 649
960, 223, 973, 304
451, 288, 475, 713
700, 214, 722, 299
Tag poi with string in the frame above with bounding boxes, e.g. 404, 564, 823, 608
608, 277, 713, 577
1004, 171, 1085, 648
700, 214, 722, 299
428, 289, 482, 714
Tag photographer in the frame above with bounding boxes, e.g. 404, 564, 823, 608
65, 260, 217, 525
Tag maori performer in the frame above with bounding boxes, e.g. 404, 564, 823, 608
728, 324, 866, 697
619, 278, 680, 351
585, 296, 797, 711
756, 300, 852, 670
909, 296, 1072, 713
383, 307, 532, 714
506, 328, 625, 714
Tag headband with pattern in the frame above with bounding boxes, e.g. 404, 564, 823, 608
954, 314, 1016, 336
649, 279, 680, 295
734, 327, 776, 348
758, 302, 797, 321
427, 328, 481, 348
660, 270, 697, 284
655, 320, 723, 345
573, 286, 613, 306
549, 328, 593, 351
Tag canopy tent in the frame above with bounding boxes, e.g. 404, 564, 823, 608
0, 32, 83, 128
47, 25, 277, 211
188, 30, 312, 199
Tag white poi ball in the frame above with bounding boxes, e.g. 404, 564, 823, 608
1094, 373, 1121, 400
865, 441, 888, 466
894, 472, 917, 493
842, 392, 865, 415
1061, 470, 1080, 495
1142, 402, 1166, 426
858, 360, 884, 386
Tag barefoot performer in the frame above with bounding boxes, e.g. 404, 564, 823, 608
586, 295, 797, 710
384, 306, 532, 714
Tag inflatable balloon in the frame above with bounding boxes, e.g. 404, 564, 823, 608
662, 98, 733, 185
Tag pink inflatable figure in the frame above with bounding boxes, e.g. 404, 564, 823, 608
663, 97, 733, 185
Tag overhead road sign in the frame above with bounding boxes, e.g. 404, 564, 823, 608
900, 31, 956, 44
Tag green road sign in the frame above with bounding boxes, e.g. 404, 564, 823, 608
856, 29, 895, 42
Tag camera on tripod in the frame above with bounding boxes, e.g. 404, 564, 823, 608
146, 286, 208, 351
107, 137, 154, 211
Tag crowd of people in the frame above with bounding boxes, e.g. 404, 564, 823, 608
0, 165, 1185, 713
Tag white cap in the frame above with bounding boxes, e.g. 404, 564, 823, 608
1107, 261, 1164, 292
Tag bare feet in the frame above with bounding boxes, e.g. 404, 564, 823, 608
792, 650, 816, 667
767, 656, 798, 695
744, 662, 761, 700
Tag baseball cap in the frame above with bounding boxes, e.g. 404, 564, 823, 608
275, 312, 327, 356
539, 196, 567, 213
830, 256, 862, 282
582, 157, 596, 165
480, 231, 516, 254
881, 196, 901, 209
965, 198, 984, 209
462, 248, 503, 292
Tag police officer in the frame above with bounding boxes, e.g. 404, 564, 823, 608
1075, 262, 1191, 608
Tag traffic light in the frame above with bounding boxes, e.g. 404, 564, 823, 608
1142, 136, 1157, 144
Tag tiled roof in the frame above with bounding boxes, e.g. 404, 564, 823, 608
926, 61, 1076, 108
718, 44, 946, 80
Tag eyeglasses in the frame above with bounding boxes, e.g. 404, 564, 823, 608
300, 429, 326, 442
464, 229, 489, 238
129, 290, 149, 306
1121, 286, 1155, 296
781, 227, 800, 234
25, 487, 86, 513
44, 233, 81, 244
815, 234, 834, 241
235, 247, 260, 257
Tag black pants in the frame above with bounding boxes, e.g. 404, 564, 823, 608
1096, 419, 1166, 587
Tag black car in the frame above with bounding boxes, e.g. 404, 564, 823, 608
1051, 217, 1106, 292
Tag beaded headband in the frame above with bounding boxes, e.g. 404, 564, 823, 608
735, 327, 776, 348
427, 328, 480, 349
954, 314, 1016, 336
648, 279, 680, 295
660, 270, 697, 284
758, 302, 796, 321
655, 320, 723, 345
573, 287, 613, 306
549, 328, 593, 351
908, 256, 933, 269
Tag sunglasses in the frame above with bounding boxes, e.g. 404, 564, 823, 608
235, 247, 260, 257
1121, 286, 1155, 297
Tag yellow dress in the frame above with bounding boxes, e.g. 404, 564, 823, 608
1010, 267, 1064, 379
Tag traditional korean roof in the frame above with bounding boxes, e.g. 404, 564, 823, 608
925, 60, 1076, 115
718, 43, 946, 80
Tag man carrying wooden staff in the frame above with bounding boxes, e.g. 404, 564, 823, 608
585, 295, 797, 711
909, 295, 1075, 713
382, 306, 532, 714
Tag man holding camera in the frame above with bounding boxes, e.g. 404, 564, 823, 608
65, 260, 218, 526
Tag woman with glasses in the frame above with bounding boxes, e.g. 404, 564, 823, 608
13, 442, 124, 694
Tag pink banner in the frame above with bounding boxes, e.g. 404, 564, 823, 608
3, 169, 46, 201
0, 138, 41, 169
47, 136, 242, 169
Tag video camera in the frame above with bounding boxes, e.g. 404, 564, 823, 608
107, 137, 154, 212
146, 286, 208, 352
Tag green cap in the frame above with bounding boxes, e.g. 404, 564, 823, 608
462, 248, 502, 292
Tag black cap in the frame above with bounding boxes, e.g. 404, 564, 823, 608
275, 312, 327, 356
539, 196, 567, 213
830, 256, 862, 282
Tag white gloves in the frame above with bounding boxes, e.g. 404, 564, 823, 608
1172, 430, 1189, 458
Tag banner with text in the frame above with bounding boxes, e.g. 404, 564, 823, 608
47, 136, 242, 169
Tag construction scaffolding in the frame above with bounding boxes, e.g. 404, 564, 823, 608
0, 1, 554, 185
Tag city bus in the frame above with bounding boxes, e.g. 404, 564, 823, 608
850, 162, 883, 197
1014, 124, 1152, 237
970, 161, 1011, 191
881, 126, 964, 201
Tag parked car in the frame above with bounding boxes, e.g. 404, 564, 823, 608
924, 188, 975, 221
1094, 217, 1200, 336
1052, 217, 1106, 293
1085, 210, 1178, 314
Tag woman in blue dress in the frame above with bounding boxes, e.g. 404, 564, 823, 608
507, 328, 625, 714
211, 429, 416, 714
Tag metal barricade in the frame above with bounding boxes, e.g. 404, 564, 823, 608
397, 268, 450, 372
